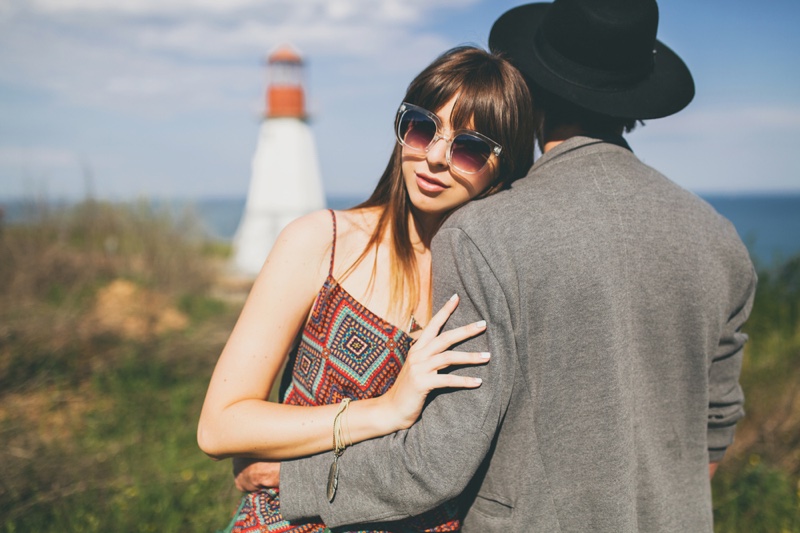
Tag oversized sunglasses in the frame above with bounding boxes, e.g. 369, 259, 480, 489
395, 102, 502, 175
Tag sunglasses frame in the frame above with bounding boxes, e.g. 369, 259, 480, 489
395, 102, 503, 175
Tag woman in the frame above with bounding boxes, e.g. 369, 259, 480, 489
198, 46, 534, 532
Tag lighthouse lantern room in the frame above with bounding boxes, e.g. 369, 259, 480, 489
267, 47, 306, 119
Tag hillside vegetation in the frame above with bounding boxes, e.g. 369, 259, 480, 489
0, 200, 797, 532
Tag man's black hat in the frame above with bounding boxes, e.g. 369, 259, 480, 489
489, 0, 695, 119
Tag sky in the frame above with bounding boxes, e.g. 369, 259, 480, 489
0, 0, 799, 201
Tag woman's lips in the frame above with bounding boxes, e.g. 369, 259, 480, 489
416, 173, 448, 193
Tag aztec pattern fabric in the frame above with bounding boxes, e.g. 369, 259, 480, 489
227, 210, 460, 533
281, 275, 410, 407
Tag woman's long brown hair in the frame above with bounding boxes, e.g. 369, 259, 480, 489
346, 46, 535, 323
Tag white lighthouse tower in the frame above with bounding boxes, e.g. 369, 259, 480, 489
231, 45, 325, 277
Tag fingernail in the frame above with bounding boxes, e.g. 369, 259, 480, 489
450, 293, 458, 301
475, 320, 487, 328
480, 352, 491, 360
472, 377, 483, 385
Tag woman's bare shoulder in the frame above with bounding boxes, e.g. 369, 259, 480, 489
269, 208, 383, 275
275, 210, 334, 249
330, 207, 382, 251
336, 207, 382, 235
264, 210, 336, 277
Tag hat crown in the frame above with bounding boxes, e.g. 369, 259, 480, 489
489, 0, 694, 119
543, 0, 658, 75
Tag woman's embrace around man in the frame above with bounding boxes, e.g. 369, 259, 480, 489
200, 1, 755, 531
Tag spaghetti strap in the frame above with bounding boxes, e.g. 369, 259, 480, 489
328, 209, 336, 277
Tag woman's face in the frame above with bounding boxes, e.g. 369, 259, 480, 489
401, 95, 499, 219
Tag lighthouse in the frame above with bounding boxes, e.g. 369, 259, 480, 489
231, 45, 325, 277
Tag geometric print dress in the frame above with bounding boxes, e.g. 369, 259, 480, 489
226, 210, 461, 533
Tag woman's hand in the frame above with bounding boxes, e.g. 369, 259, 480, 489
379, 294, 489, 431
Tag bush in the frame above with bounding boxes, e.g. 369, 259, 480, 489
712, 255, 800, 532
0, 200, 243, 531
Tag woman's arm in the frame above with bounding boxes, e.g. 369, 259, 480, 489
198, 210, 339, 459
197, 211, 489, 461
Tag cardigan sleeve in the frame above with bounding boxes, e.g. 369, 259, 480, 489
279, 227, 517, 527
707, 262, 756, 462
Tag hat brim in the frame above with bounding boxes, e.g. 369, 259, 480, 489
489, 3, 695, 119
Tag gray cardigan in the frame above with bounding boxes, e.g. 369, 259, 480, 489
281, 136, 756, 532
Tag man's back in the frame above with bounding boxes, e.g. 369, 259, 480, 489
438, 135, 756, 531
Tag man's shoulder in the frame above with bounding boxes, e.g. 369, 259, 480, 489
447, 165, 551, 224
443, 185, 527, 236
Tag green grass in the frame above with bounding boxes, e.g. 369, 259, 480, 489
1, 349, 243, 532
1, 199, 798, 531
713, 462, 800, 533
0, 200, 243, 532
711, 255, 800, 532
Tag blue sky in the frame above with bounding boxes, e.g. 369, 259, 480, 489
0, 0, 798, 201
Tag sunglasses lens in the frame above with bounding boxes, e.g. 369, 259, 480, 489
451, 134, 493, 173
398, 110, 436, 151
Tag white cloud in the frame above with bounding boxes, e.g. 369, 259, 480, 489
23, 0, 476, 20
0, 21, 258, 115
0, 0, 468, 115
738, 106, 800, 128
28, 0, 268, 15
133, 17, 450, 62
325, 1, 358, 21
0, 146, 77, 168
633, 103, 800, 193
642, 104, 800, 138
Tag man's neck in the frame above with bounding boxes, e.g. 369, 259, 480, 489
542, 124, 586, 153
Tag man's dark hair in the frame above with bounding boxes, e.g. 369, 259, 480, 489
527, 77, 642, 149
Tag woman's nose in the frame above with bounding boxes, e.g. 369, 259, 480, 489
426, 137, 449, 169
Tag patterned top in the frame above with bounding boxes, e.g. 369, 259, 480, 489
228, 210, 460, 533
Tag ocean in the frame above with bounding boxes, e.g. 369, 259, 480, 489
2, 193, 798, 268
702, 195, 800, 267
192, 193, 800, 268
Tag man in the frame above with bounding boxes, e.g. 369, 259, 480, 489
246, 1, 756, 530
